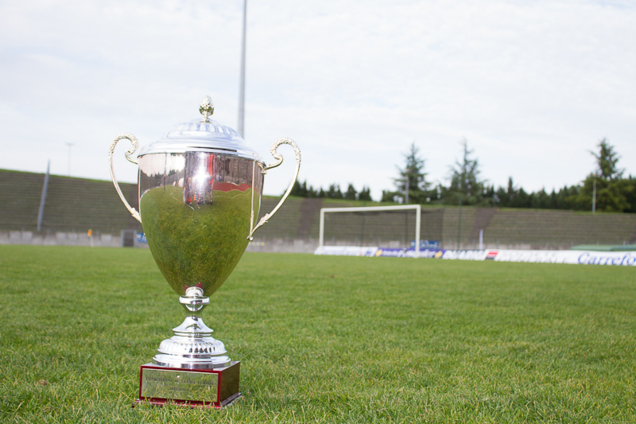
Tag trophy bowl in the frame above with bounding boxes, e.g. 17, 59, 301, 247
108, 96, 300, 407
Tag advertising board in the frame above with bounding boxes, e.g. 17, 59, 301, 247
314, 246, 636, 266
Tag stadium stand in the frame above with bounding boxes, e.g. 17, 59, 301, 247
483, 209, 636, 249
250, 196, 304, 241
2, 169, 635, 250
0, 169, 140, 234
297, 198, 323, 240
469, 208, 497, 243
0, 169, 42, 231
440, 206, 477, 248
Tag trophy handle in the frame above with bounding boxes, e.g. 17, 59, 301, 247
248, 138, 301, 240
108, 133, 142, 224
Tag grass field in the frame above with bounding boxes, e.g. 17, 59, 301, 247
1, 245, 635, 423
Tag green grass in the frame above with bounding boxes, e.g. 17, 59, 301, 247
1, 245, 635, 423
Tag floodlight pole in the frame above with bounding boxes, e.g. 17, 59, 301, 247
37, 160, 50, 232
405, 168, 409, 204
592, 172, 597, 213
237, 0, 247, 137
66, 143, 74, 176
457, 197, 462, 249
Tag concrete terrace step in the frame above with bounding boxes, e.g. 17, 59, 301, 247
484, 209, 636, 245
0, 170, 140, 233
0, 170, 44, 229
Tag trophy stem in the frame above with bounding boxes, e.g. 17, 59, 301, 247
152, 288, 231, 369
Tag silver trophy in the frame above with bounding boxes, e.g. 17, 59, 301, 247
108, 96, 300, 407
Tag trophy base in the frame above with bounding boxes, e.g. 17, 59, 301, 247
136, 361, 241, 408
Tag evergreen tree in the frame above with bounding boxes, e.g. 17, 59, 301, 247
344, 184, 358, 200
441, 139, 485, 205
381, 190, 400, 203
358, 186, 373, 202
378, 137, 632, 211
393, 142, 430, 204
530, 189, 550, 209
576, 175, 631, 212
558, 185, 579, 210
291, 180, 337, 199
290, 180, 307, 197
549, 189, 559, 209
306, 183, 318, 198
327, 184, 343, 199
492, 178, 580, 210
624, 176, 636, 213
593, 138, 622, 180
575, 139, 632, 212
494, 177, 515, 207
483, 184, 496, 203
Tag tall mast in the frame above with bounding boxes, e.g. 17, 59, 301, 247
237, 0, 247, 138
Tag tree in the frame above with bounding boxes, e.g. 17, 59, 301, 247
593, 138, 622, 180
391, 142, 430, 204
344, 184, 358, 200
624, 176, 636, 213
530, 189, 551, 209
575, 139, 632, 212
441, 139, 485, 205
292, 181, 370, 200
327, 184, 343, 199
290, 180, 319, 198
290, 180, 307, 197
358, 186, 372, 202
576, 175, 632, 212
494, 177, 516, 207
380, 190, 399, 203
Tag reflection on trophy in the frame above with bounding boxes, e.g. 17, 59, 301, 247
108, 96, 300, 407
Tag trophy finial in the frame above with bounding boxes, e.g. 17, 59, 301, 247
199, 96, 214, 122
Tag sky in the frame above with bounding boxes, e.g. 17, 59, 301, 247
1, 0, 634, 200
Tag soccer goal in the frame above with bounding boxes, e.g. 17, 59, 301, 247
318, 205, 422, 254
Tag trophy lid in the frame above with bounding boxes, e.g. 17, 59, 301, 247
137, 96, 262, 161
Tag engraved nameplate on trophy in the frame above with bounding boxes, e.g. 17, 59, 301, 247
139, 362, 240, 408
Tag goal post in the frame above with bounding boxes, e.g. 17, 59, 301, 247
319, 205, 421, 254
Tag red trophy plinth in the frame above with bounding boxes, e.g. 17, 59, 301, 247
137, 361, 241, 408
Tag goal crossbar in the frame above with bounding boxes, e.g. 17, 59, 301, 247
319, 205, 421, 254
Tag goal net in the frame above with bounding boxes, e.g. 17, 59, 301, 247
319, 205, 422, 250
